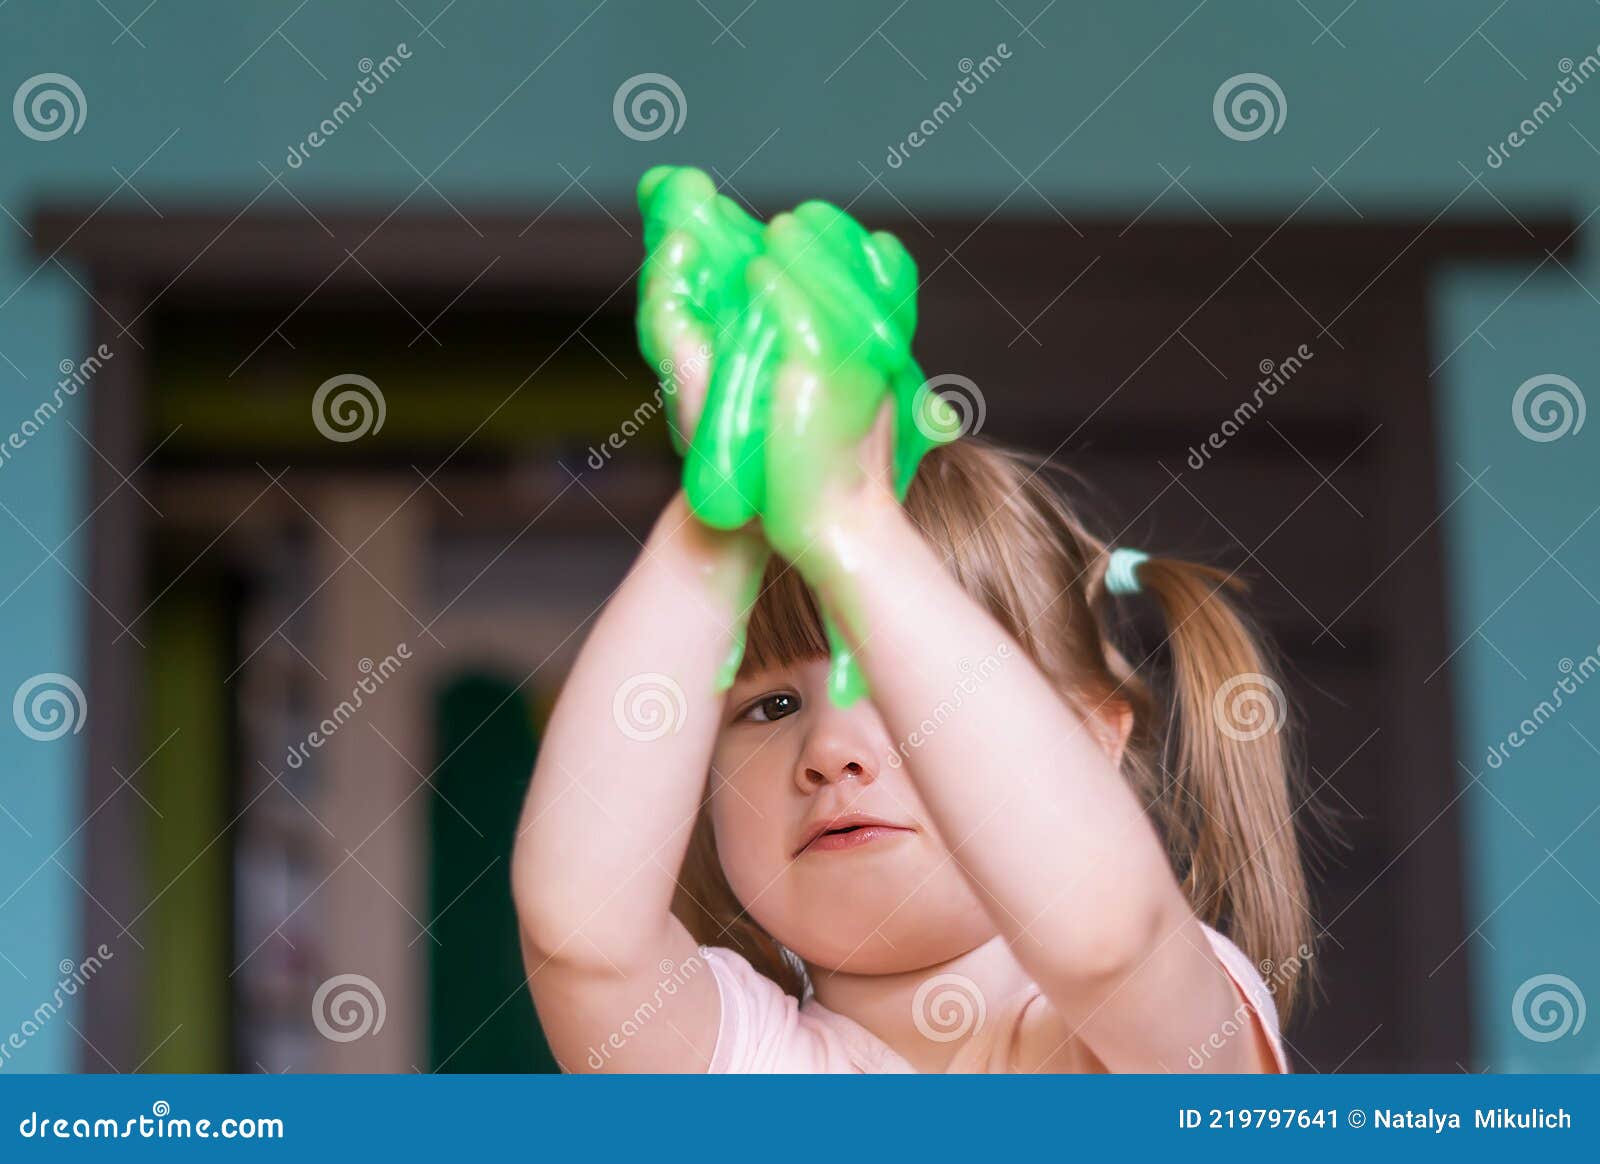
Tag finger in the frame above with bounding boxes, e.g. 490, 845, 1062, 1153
665, 336, 713, 448
863, 396, 895, 493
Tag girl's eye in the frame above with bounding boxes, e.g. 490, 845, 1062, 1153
739, 691, 801, 724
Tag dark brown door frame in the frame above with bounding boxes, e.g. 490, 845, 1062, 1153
32, 204, 1576, 1071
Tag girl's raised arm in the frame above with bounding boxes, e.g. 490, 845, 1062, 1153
784, 402, 1277, 1073
511, 354, 763, 1073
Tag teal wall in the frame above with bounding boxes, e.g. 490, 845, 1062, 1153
2, 0, 1596, 1070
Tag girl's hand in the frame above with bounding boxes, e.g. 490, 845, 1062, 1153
749, 204, 954, 572
764, 359, 898, 569
638, 171, 960, 702
637, 167, 956, 541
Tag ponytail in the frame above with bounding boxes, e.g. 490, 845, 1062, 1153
1116, 555, 1313, 1017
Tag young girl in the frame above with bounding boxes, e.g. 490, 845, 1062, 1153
512, 350, 1311, 1073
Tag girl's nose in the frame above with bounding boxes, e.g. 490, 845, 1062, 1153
792, 691, 896, 793
795, 735, 881, 793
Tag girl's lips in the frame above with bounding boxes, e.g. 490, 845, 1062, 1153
799, 824, 915, 854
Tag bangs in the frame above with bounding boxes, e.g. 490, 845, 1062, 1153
736, 438, 1056, 680
740, 555, 830, 675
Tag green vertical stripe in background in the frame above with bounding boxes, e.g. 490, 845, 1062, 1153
429, 673, 555, 1072
142, 580, 232, 1071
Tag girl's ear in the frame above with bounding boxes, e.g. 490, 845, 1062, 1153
1093, 698, 1135, 767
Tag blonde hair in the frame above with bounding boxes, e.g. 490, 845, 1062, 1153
673, 437, 1313, 1017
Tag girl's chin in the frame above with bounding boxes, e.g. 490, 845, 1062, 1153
793, 939, 979, 978
781, 914, 992, 975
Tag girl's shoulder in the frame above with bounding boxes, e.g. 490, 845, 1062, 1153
1196, 922, 1289, 1071
1002, 923, 1291, 1074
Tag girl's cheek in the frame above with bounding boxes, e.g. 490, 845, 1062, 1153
726, 761, 777, 811
710, 740, 760, 797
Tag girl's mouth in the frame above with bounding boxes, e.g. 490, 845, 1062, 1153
795, 816, 916, 856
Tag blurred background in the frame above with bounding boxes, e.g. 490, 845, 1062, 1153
1, 0, 1597, 1074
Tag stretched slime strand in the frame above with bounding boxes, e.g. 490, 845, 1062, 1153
636, 166, 960, 703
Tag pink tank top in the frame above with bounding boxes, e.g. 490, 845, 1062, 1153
703, 923, 1290, 1073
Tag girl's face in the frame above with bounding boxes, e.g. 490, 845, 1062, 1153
709, 658, 998, 975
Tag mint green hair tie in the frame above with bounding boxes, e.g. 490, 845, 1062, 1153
1104, 547, 1149, 596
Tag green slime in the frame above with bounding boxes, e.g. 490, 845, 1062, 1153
635, 165, 959, 704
